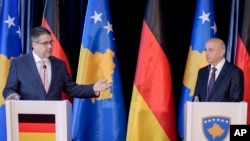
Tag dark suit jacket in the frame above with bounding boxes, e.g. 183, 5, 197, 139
3, 53, 97, 100
193, 60, 244, 102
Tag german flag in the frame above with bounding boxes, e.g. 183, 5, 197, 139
233, 0, 250, 123
126, 0, 177, 140
226, 0, 250, 123
41, 0, 72, 102
18, 114, 55, 141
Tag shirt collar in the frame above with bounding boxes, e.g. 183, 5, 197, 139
214, 58, 225, 71
32, 51, 48, 63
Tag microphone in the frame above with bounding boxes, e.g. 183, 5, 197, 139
43, 64, 47, 69
43, 64, 47, 88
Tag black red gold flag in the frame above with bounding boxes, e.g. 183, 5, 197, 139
126, 0, 177, 140
41, 0, 72, 102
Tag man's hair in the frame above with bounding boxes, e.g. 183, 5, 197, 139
30, 27, 51, 43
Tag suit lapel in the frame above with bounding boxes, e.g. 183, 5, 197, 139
48, 56, 55, 93
203, 66, 210, 93
27, 54, 47, 93
203, 65, 210, 100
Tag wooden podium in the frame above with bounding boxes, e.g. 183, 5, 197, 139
5, 100, 72, 141
184, 101, 247, 141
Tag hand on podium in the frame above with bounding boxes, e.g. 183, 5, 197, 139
6, 93, 20, 100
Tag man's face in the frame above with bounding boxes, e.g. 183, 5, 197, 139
205, 42, 224, 66
32, 34, 53, 59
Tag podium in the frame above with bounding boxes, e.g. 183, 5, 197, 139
184, 101, 247, 141
5, 100, 72, 141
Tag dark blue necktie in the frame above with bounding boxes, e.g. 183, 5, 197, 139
207, 67, 217, 94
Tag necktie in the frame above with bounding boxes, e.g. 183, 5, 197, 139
39, 60, 49, 93
207, 67, 217, 94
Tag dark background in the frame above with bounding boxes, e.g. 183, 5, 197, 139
109, 0, 231, 116
24, 0, 232, 140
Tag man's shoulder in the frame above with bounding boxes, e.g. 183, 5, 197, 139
199, 65, 209, 71
49, 55, 65, 64
11, 53, 30, 62
225, 60, 238, 68
224, 61, 243, 73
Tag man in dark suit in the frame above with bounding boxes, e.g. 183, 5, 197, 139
193, 38, 244, 102
3, 26, 111, 100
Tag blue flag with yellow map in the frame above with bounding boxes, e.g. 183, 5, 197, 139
177, 0, 217, 140
71, 0, 126, 140
0, 0, 22, 140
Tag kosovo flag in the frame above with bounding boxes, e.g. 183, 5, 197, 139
0, 0, 22, 140
71, 0, 127, 140
177, 0, 217, 140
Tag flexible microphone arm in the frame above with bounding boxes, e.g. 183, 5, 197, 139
43, 64, 47, 87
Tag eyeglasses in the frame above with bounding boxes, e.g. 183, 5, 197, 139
36, 40, 54, 46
